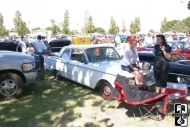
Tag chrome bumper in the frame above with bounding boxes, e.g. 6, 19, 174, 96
24, 71, 38, 84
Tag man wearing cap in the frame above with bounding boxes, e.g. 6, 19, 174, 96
16, 35, 27, 53
31, 35, 47, 55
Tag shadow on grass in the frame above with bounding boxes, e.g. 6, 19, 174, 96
0, 74, 99, 127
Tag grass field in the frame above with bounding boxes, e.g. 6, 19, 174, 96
0, 74, 189, 127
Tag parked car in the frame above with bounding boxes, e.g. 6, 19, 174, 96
167, 41, 190, 60
138, 51, 190, 86
137, 41, 190, 60
44, 44, 155, 100
0, 51, 39, 99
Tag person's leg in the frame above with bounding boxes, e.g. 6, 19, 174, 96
160, 63, 170, 93
134, 71, 140, 85
138, 70, 144, 85
154, 66, 161, 93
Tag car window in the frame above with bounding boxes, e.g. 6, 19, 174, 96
85, 47, 121, 63
61, 49, 70, 60
70, 49, 86, 62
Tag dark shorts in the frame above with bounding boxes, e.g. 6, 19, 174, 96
121, 64, 139, 73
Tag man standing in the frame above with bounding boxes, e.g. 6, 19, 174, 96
115, 34, 121, 49
31, 35, 47, 55
144, 33, 153, 46
31, 35, 47, 80
16, 35, 27, 53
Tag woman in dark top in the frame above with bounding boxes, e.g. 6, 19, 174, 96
154, 35, 171, 93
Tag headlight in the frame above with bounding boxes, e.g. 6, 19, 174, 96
22, 63, 35, 71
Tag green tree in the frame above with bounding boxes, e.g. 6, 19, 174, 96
45, 27, 52, 30
86, 15, 96, 33
31, 27, 41, 32
172, 21, 189, 33
108, 16, 118, 34
182, 16, 190, 29
188, 1, 190, 10
116, 25, 120, 33
95, 27, 105, 34
62, 10, 70, 34
50, 19, 60, 35
0, 12, 3, 29
13, 10, 30, 35
160, 17, 168, 33
121, 20, 127, 33
0, 12, 8, 36
165, 20, 180, 31
129, 17, 141, 34
82, 10, 89, 33
149, 29, 155, 33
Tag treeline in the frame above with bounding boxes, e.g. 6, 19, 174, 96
0, 9, 190, 37
160, 17, 190, 33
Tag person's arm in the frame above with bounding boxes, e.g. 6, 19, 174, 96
16, 43, 20, 52
31, 43, 37, 52
161, 45, 171, 60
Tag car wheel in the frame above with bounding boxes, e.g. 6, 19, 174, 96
177, 76, 190, 84
0, 73, 24, 99
54, 70, 61, 80
99, 81, 114, 100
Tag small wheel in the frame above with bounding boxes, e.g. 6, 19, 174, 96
54, 70, 61, 80
99, 81, 114, 100
0, 73, 24, 99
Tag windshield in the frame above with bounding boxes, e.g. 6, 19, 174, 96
85, 47, 121, 63
168, 42, 190, 49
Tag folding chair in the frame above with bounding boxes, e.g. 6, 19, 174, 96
166, 92, 187, 115
114, 74, 169, 121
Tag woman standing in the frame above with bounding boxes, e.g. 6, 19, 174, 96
121, 36, 144, 85
154, 35, 171, 93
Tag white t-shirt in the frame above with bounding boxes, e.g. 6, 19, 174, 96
31, 40, 47, 53
144, 36, 153, 45
18, 41, 27, 53
121, 47, 139, 66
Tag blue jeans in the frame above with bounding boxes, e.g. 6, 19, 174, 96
34, 51, 42, 56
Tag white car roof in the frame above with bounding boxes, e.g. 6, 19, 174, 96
64, 44, 114, 50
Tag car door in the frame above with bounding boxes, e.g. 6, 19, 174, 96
68, 49, 87, 83
59, 48, 71, 79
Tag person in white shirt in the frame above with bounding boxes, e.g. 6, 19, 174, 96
144, 33, 153, 46
31, 35, 47, 55
121, 36, 144, 85
115, 34, 121, 49
16, 35, 27, 53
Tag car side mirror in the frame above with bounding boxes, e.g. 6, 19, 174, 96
142, 62, 151, 70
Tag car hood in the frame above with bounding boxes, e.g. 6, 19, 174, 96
175, 60, 190, 66
0, 51, 34, 62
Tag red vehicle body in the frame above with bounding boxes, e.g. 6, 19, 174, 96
168, 41, 190, 60
137, 41, 190, 60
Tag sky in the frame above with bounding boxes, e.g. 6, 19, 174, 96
0, 0, 189, 32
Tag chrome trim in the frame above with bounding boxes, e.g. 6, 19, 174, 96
169, 73, 190, 77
